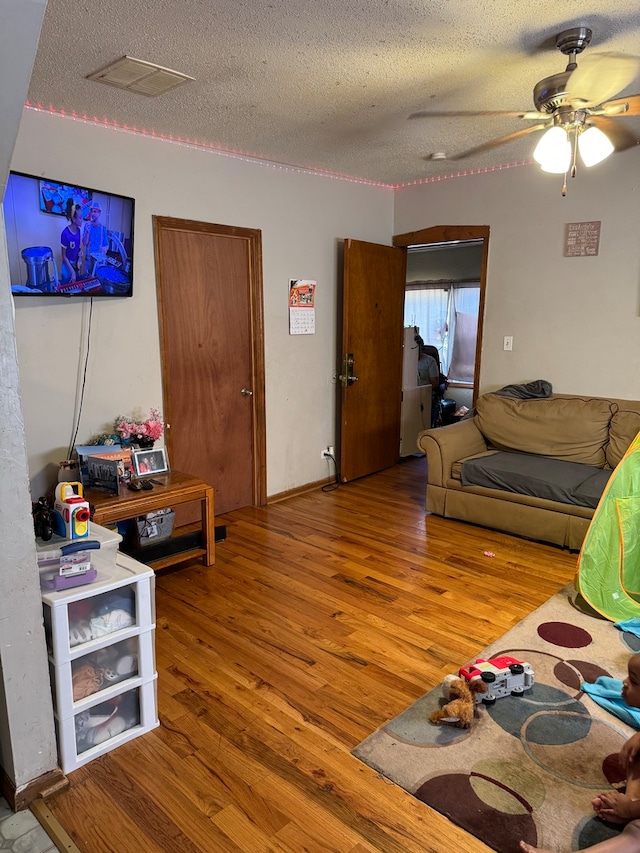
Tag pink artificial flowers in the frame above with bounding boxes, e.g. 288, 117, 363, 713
115, 408, 164, 441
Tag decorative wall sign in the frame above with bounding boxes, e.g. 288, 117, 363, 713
564, 221, 601, 257
288, 279, 316, 335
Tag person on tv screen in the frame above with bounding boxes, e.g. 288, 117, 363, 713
82, 202, 109, 275
60, 199, 85, 285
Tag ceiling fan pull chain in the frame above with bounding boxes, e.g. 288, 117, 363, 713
570, 129, 579, 179
562, 173, 568, 197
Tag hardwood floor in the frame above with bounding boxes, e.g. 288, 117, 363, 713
44, 457, 578, 852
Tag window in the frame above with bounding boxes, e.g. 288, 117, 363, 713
405, 282, 480, 383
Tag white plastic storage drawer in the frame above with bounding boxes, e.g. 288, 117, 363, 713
49, 630, 156, 720
42, 552, 155, 664
56, 677, 159, 774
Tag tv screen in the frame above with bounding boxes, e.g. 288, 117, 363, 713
3, 171, 135, 297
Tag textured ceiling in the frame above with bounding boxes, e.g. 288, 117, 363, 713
25, 0, 640, 185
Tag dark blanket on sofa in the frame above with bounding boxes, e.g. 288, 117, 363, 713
461, 451, 612, 508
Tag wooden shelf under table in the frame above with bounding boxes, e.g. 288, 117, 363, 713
86, 470, 215, 569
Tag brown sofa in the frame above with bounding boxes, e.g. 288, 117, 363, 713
417, 392, 640, 549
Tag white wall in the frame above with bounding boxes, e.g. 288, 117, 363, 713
395, 158, 640, 400
11, 108, 394, 499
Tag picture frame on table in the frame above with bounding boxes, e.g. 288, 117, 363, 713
76, 446, 134, 492
131, 447, 170, 478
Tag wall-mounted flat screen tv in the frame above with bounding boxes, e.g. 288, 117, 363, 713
3, 171, 135, 297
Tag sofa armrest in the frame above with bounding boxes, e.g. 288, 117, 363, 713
417, 418, 488, 487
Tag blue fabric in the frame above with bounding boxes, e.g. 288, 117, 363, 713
616, 618, 640, 639
582, 676, 640, 729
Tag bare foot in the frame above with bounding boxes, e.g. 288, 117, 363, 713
519, 841, 552, 853
593, 790, 637, 824
592, 794, 626, 821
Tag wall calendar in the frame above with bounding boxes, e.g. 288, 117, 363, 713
289, 279, 316, 335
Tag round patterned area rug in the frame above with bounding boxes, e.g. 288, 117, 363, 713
352, 584, 637, 853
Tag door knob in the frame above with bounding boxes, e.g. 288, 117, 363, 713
241, 388, 253, 396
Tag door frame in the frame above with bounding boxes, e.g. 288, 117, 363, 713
393, 225, 490, 406
153, 216, 267, 507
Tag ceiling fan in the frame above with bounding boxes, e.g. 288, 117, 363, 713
410, 27, 640, 194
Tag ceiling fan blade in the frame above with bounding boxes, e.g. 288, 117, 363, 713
444, 123, 550, 161
567, 53, 640, 109
410, 109, 546, 121
601, 93, 640, 117
589, 116, 640, 152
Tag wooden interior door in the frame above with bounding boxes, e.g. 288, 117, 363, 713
339, 239, 406, 482
153, 217, 266, 517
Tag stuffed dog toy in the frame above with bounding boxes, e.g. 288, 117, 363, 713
429, 674, 488, 729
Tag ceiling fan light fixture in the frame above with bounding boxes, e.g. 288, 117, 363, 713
578, 126, 615, 166
533, 126, 571, 173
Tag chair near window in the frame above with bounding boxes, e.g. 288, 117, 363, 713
423, 345, 456, 427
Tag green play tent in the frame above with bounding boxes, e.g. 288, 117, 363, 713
575, 430, 640, 621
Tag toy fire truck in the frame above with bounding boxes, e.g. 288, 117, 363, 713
458, 655, 534, 704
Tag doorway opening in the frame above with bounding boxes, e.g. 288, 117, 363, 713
405, 239, 483, 415
394, 225, 490, 413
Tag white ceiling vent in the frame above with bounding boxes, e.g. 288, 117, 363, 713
86, 56, 194, 97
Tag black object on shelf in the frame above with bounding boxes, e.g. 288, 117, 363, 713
121, 524, 226, 564
122, 530, 203, 564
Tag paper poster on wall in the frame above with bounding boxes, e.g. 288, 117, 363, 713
289, 279, 316, 335
564, 221, 601, 257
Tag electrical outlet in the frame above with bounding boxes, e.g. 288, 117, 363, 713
327, 445, 334, 458
322, 446, 335, 460
503, 335, 513, 351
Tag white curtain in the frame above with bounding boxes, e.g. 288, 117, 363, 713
404, 287, 449, 367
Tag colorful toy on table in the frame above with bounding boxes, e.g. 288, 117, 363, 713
52, 481, 91, 540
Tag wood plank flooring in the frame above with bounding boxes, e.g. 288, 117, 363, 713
44, 457, 578, 852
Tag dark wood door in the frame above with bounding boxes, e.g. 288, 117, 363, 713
339, 239, 406, 482
153, 217, 266, 516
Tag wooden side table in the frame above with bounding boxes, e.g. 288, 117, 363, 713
86, 471, 215, 570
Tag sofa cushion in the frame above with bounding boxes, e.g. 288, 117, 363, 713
474, 395, 614, 467
606, 411, 640, 469
572, 470, 614, 508
451, 450, 498, 482
461, 451, 612, 509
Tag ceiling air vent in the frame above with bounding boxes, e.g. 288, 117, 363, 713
86, 56, 194, 97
